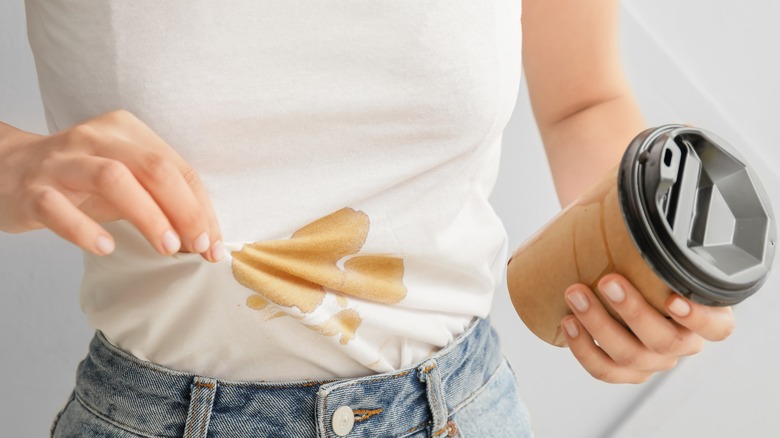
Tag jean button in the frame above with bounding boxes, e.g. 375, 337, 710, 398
332, 405, 355, 436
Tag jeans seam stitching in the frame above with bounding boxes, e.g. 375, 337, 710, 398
200, 385, 213, 438
433, 424, 450, 436
323, 369, 413, 395
323, 392, 329, 438
353, 408, 383, 423
186, 383, 201, 438
73, 393, 157, 438
449, 358, 507, 415
97, 331, 334, 390
397, 419, 431, 437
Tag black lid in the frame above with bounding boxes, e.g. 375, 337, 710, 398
618, 125, 776, 306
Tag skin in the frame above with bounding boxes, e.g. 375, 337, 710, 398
524, 0, 735, 383
0, 110, 224, 262
0, 0, 734, 385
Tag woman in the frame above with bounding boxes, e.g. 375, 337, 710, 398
0, 0, 734, 436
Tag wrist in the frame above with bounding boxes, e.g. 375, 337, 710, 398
0, 122, 43, 152
540, 94, 646, 206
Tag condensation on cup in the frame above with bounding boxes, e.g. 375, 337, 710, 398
507, 125, 776, 346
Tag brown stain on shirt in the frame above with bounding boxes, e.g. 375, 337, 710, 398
231, 207, 407, 344
312, 309, 362, 345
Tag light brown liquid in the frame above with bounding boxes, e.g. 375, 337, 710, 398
231, 207, 407, 345
507, 166, 672, 346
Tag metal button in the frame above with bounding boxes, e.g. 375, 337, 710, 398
332, 405, 355, 436
446, 420, 458, 437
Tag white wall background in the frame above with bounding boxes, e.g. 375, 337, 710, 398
1, 1, 778, 437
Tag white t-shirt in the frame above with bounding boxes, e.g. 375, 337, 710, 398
25, 0, 523, 380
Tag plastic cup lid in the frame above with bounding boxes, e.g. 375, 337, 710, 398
618, 125, 776, 306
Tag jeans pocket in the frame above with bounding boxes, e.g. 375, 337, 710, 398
52, 395, 148, 438
450, 358, 533, 437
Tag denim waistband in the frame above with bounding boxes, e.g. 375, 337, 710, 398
72, 317, 503, 437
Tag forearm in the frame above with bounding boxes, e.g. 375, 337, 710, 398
521, 0, 646, 207
539, 93, 645, 206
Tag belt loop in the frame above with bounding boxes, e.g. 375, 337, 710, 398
418, 359, 448, 435
183, 376, 217, 438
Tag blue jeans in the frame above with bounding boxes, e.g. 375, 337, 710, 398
51, 318, 533, 437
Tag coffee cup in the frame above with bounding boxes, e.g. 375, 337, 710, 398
507, 125, 776, 346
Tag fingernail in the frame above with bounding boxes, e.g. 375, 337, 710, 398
566, 289, 590, 313
211, 240, 225, 262
193, 232, 210, 253
162, 230, 181, 255
562, 318, 579, 338
601, 281, 625, 303
96, 236, 115, 255
668, 296, 691, 317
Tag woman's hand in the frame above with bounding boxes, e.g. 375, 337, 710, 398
561, 273, 735, 384
0, 110, 223, 262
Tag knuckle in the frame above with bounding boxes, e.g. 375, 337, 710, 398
620, 300, 644, 324
583, 314, 609, 336
181, 166, 202, 188
94, 161, 129, 188
614, 351, 641, 368
31, 188, 54, 214
588, 367, 613, 383
66, 124, 98, 145
651, 332, 685, 356
29, 187, 57, 217
141, 153, 175, 183
105, 109, 138, 124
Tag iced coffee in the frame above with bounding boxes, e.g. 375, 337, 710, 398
507, 125, 776, 346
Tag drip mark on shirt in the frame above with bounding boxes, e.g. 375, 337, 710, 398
231, 207, 407, 344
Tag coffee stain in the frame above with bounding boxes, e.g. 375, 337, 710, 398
246, 295, 287, 320
233, 259, 326, 313
311, 309, 362, 345
246, 295, 269, 310
231, 208, 407, 344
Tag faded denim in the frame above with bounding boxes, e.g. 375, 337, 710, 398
51, 318, 533, 437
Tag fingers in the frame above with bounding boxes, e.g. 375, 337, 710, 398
595, 275, 704, 356
76, 111, 223, 261
564, 283, 680, 373
666, 295, 735, 342
563, 273, 736, 384
98, 143, 210, 253
173, 163, 224, 262
7, 109, 223, 261
55, 156, 181, 256
561, 316, 654, 384
188, 179, 222, 261
24, 186, 115, 256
